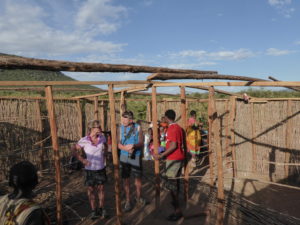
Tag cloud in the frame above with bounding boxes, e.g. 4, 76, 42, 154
265, 48, 293, 56
170, 49, 255, 61
75, 0, 127, 35
0, 0, 127, 57
267, 0, 295, 18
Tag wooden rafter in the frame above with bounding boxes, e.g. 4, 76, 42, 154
147, 72, 266, 82
0, 54, 217, 74
268, 76, 300, 92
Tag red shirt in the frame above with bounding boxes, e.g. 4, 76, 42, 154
166, 123, 184, 160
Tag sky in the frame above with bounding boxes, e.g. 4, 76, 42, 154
0, 0, 300, 93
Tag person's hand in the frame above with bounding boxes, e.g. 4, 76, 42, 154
153, 153, 162, 161
124, 144, 134, 151
82, 159, 91, 166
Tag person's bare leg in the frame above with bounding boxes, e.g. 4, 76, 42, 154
97, 184, 105, 208
87, 186, 96, 210
124, 178, 130, 203
135, 177, 142, 199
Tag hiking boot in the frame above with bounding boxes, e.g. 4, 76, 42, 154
135, 197, 147, 207
124, 201, 132, 212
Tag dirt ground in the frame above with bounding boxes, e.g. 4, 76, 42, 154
1, 158, 300, 225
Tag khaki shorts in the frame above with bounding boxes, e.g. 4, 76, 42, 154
164, 160, 183, 191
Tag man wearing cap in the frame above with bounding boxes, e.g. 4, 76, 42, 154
118, 111, 146, 212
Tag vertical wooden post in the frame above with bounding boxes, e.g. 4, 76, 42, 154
146, 100, 152, 122
76, 100, 83, 138
285, 100, 292, 178
99, 101, 105, 131
120, 91, 126, 121
251, 102, 257, 173
208, 89, 215, 187
45, 86, 62, 225
152, 87, 160, 207
94, 96, 99, 120
163, 100, 167, 114
108, 84, 122, 225
181, 86, 189, 201
35, 99, 44, 170
209, 86, 224, 225
229, 96, 237, 177
225, 100, 230, 168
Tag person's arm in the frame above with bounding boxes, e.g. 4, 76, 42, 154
23, 208, 47, 225
72, 144, 90, 166
153, 141, 177, 160
133, 126, 144, 150
117, 126, 133, 152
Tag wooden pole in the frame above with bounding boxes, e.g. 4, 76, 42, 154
208, 89, 215, 187
151, 86, 160, 207
100, 101, 105, 131
181, 86, 189, 201
285, 100, 292, 178
76, 100, 83, 138
120, 91, 126, 121
45, 86, 62, 225
35, 99, 44, 170
108, 84, 122, 225
208, 86, 224, 225
251, 102, 257, 173
229, 96, 237, 177
225, 100, 230, 169
94, 96, 99, 120
146, 100, 152, 122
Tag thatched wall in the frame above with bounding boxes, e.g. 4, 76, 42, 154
233, 100, 300, 181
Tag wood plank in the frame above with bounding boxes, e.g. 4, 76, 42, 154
229, 96, 237, 177
45, 86, 62, 225
108, 84, 122, 225
76, 100, 83, 138
151, 86, 160, 207
285, 100, 292, 177
251, 102, 257, 173
148, 72, 265, 82
0, 54, 217, 74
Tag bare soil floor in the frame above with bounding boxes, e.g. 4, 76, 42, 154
1, 158, 300, 225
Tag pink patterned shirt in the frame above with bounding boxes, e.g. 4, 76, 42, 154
77, 135, 106, 170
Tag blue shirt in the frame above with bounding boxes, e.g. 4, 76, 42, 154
119, 123, 141, 156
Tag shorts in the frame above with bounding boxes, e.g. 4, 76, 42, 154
119, 154, 142, 178
164, 160, 183, 191
85, 168, 107, 186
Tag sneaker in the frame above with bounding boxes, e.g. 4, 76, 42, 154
135, 197, 147, 207
100, 208, 108, 218
124, 201, 132, 212
90, 210, 99, 220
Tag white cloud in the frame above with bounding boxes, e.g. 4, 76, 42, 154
75, 0, 127, 35
0, 0, 127, 58
267, 0, 295, 18
266, 48, 293, 56
170, 49, 255, 61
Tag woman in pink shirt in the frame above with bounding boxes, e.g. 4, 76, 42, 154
73, 120, 107, 220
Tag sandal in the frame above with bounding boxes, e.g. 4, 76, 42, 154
166, 212, 183, 221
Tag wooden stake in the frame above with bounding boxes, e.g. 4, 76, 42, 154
285, 100, 292, 177
100, 101, 105, 131
181, 86, 189, 201
35, 100, 44, 170
152, 86, 160, 207
251, 102, 257, 173
209, 86, 224, 225
94, 96, 99, 120
225, 100, 230, 168
45, 86, 62, 225
146, 100, 152, 122
76, 100, 83, 138
208, 89, 215, 187
108, 84, 122, 225
120, 91, 126, 121
229, 96, 237, 177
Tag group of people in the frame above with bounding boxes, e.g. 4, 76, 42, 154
72, 109, 187, 221
0, 108, 205, 223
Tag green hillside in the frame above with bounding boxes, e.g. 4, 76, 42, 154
0, 69, 101, 97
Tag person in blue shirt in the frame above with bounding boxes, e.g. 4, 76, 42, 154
118, 111, 146, 212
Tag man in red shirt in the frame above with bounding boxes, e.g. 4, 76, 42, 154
153, 109, 184, 221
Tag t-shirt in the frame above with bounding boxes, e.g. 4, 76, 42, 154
188, 117, 196, 126
77, 135, 106, 170
166, 123, 184, 160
